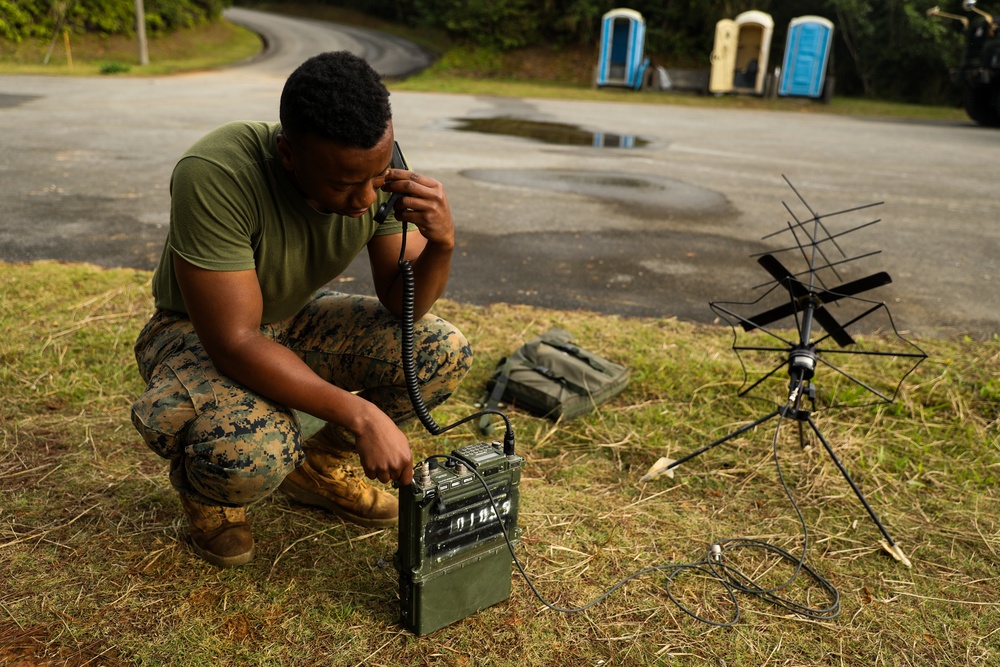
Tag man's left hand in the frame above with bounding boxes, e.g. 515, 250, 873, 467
381, 168, 455, 251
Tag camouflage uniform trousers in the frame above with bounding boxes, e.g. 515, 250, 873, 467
130, 290, 473, 508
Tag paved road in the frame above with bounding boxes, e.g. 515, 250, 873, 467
1, 8, 998, 340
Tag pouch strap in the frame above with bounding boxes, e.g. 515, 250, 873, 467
544, 341, 609, 374
531, 365, 588, 395
478, 356, 514, 436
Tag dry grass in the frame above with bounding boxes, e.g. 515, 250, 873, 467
1, 260, 998, 666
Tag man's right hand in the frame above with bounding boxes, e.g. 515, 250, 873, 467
352, 406, 414, 486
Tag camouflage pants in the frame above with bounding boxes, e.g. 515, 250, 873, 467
130, 290, 472, 507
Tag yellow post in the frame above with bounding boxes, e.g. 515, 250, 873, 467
63, 28, 72, 69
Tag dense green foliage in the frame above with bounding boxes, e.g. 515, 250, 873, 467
237, 0, 973, 103
0, 0, 231, 41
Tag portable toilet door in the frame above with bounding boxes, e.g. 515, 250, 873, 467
596, 8, 647, 88
779, 16, 834, 98
709, 19, 738, 93
732, 10, 774, 94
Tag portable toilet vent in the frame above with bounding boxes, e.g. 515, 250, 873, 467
596, 8, 648, 89
779, 16, 835, 99
709, 10, 774, 95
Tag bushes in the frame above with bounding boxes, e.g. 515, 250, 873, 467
0, 0, 47, 41
70, 0, 136, 35
0, 0, 232, 40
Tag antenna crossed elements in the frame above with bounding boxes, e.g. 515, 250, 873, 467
644, 176, 928, 566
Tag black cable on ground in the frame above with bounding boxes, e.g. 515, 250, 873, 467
429, 376, 841, 626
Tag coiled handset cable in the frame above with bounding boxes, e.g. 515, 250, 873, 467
417, 378, 839, 625
378, 146, 514, 454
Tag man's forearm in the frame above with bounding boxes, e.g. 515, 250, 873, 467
207, 332, 413, 484
211, 333, 375, 433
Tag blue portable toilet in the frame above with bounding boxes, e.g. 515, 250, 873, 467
779, 16, 834, 98
596, 8, 648, 89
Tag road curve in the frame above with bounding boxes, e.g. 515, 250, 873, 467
223, 7, 433, 78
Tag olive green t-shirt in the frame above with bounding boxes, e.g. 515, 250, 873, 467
151, 121, 405, 324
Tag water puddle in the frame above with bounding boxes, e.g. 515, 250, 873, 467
452, 116, 649, 148
0, 93, 42, 109
460, 169, 730, 217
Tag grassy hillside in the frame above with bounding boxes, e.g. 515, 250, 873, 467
0, 17, 261, 76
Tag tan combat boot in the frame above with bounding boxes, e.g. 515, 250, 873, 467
279, 447, 398, 527
303, 422, 355, 455
178, 494, 255, 568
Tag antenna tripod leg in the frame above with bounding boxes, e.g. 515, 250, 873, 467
663, 408, 783, 473
804, 413, 897, 547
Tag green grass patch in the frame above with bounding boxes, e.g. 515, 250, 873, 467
0, 18, 261, 76
1, 260, 998, 665
391, 72, 969, 122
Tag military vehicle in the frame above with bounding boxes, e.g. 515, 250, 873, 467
928, 1, 1000, 126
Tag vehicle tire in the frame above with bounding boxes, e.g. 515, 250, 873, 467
963, 85, 1000, 127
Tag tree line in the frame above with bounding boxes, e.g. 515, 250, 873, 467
1, 0, 980, 104
336, 0, 970, 104
0, 0, 228, 39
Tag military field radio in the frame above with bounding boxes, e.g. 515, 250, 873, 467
395, 439, 524, 635
379, 142, 525, 635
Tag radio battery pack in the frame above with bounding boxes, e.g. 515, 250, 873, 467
395, 440, 525, 635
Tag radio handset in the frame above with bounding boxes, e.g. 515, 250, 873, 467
374, 141, 408, 225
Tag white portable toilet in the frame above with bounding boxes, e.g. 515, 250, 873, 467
709, 10, 774, 95
708, 19, 738, 94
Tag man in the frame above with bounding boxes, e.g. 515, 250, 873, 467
130, 51, 472, 568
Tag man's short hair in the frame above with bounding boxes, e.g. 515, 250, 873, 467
279, 51, 392, 148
